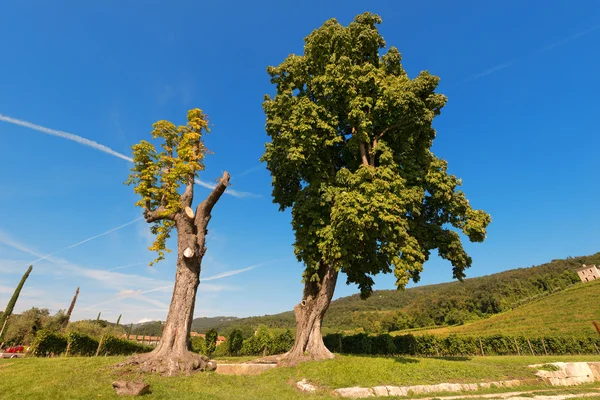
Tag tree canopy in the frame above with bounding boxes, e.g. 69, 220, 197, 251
262, 12, 491, 298
125, 109, 210, 265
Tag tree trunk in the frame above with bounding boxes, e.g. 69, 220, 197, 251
118, 173, 229, 376
280, 262, 338, 365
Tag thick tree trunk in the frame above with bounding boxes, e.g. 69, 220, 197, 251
118, 172, 229, 376
279, 262, 338, 365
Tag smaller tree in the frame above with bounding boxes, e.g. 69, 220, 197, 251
0, 265, 33, 341
227, 329, 244, 355
190, 335, 206, 354
205, 329, 218, 357
64, 286, 80, 327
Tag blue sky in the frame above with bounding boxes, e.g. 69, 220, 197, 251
1, 0, 599, 325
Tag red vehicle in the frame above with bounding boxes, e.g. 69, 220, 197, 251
5, 345, 25, 353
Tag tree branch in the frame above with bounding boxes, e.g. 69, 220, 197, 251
372, 124, 398, 150
144, 205, 175, 223
180, 174, 195, 208
195, 172, 231, 229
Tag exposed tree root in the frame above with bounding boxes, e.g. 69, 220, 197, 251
116, 351, 216, 377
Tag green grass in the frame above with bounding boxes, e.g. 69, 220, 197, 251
402, 280, 600, 337
2, 355, 600, 399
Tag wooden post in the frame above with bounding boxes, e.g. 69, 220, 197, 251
95, 335, 105, 357
527, 339, 535, 356
593, 321, 600, 336
513, 338, 521, 356
542, 338, 549, 356
479, 338, 485, 356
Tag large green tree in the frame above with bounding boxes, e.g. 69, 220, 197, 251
122, 109, 230, 375
0, 265, 33, 342
262, 13, 491, 362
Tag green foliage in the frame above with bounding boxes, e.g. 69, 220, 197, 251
2, 308, 66, 346
190, 335, 206, 354
65, 332, 98, 356
65, 320, 125, 339
323, 332, 600, 357
31, 330, 68, 356
205, 328, 218, 356
0, 265, 32, 340
115, 314, 122, 327
227, 329, 244, 355
272, 329, 294, 354
125, 109, 210, 265
262, 12, 490, 297
97, 334, 152, 356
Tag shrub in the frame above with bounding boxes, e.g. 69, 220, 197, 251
99, 334, 152, 356
228, 329, 244, 355
190, 335, 206, 354
205, 329, 218, 356
65, 332, 98, 356
272, 329, 294, 354
372, 334, 397, 355
31, 330, 68, 356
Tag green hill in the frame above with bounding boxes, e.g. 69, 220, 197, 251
191, 253, 600, 336
407, 278, 600, 337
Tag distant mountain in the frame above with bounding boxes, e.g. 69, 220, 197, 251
190, 316, 239, 332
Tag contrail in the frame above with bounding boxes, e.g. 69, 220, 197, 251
0, 114, 133, 162
456, 23, 600, 86
0, 114, 257, 198
202, 265, 258, 281
28, 217, 144, 265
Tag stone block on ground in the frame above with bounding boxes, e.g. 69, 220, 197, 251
112, 381, 150, 396
334, 387, 375, 398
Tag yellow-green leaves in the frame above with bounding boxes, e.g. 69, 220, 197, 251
126, 109, 210, 265
263, 13, 491, 298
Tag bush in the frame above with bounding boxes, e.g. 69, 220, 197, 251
98, 334, 152, 356
65, 332, 98, 356
272, 330, 294, 354
190, 335, 206, 354
205, 329, 218, 356
323, 332, 600, 357
323, 333, 343, 353
31, 330, 68, 356
228, 330, 244, 355
372, 334, 397, 355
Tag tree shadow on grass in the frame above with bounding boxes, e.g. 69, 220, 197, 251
430, 356, 472, 362
390, 357, 420, 364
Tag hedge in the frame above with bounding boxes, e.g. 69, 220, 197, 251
31, 330, 68, 356
322, 333, 600, 357
31, 331, 152, 357
65, 332, 98, 356
97, 334, 153, 356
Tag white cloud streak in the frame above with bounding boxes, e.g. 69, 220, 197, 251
202, 265, 258, 281
0, 113, 257, 198
28, 217, 143, 265
456, 24, 600, 86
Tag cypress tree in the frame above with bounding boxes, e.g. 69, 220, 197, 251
0, 265, 33, 340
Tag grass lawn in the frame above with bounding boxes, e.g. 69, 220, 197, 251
1, 355, 600, 399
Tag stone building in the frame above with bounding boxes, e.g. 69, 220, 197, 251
576, 264, 600, 283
